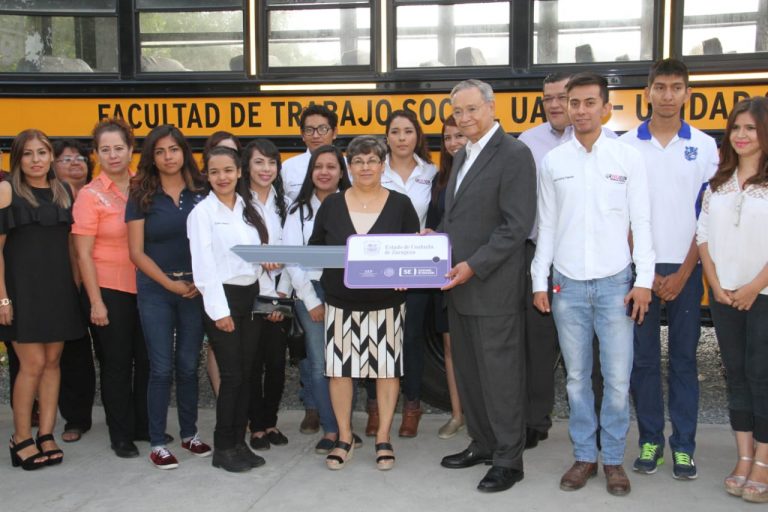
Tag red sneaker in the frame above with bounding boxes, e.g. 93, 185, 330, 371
150, 447, 179, 470
181, 434, 212, 457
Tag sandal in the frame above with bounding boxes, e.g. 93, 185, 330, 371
725, 456, 753, 496
375, 442, 395, 471
325, 439, 354, 470
36, 433, 63, 466
62, 428, 83, 443
9, 436, 47, 470
743, 460, 768, 503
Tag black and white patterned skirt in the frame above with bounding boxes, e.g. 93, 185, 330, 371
324, 303, 405, 378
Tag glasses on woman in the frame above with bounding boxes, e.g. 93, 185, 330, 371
350, 157, 381, 168
56, 156, 88, 165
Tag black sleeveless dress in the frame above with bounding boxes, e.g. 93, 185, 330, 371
0, 185, 85, 343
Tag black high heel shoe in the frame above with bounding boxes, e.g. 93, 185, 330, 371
9, 437, 47, 470
36, 433, 63, 466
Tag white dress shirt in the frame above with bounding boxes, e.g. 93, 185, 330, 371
531, 131, 655, 292
382, 154, 437, 230
697, 171, 768, 295
455, 122, 500, 192
620, 120, 718, 264
282, 194, 324, 310
519, 123, 617, 241
280, 150, 312, 201
252, 186, 292, 297
188, 192, 263, 321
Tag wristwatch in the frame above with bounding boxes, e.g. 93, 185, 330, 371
0, 298, 12, 307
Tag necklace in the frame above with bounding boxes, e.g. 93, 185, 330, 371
352, 188, 380, 209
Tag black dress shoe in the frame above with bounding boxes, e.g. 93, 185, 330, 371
525, 428, 549, 449
441, 447, 493, 469
477, 466, 524, 493
111, 440, 139, 458
212, 447, 251, 473
235, 444, 266, 468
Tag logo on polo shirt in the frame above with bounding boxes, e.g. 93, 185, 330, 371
604, 173, 627, 184
685, 146, 698, 161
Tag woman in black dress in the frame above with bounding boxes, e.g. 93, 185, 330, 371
0, 129, 85, 470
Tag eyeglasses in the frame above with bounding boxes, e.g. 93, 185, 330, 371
302, 125, 332, 136
452, 102, 487, 119
56, 156, 87, 165
350, 157, 381, 168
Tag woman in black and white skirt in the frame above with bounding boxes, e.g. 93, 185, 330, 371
309, 135, 419, 471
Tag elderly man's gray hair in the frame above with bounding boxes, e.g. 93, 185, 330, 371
450, 79, 495, 103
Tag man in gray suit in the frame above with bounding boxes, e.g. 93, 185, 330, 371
438, 79, 537, 492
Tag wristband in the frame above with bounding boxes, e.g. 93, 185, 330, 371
0, 298, 11, 307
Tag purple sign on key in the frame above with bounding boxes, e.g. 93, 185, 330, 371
344, 233, 451, 289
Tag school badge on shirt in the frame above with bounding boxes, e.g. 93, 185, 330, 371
684, 146, 698, 161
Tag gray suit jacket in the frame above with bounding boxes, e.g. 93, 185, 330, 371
440, 126, 536, 316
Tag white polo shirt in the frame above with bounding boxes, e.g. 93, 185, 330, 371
280, 150, 311, 201
519, 123, 617, 241
531, 131, 655, 291
620, 120, 718, 264
381, 153, 437, 230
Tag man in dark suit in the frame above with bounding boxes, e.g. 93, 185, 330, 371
438, 79, 537, 492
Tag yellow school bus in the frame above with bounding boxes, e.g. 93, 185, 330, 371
1, 0, 766, 408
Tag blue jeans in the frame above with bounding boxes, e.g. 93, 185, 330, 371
552, 265, 634, 465
294, 281, 337, 434
631, 263, 702, 455
137, 272, 205, 447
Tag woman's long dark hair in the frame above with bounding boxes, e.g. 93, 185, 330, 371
289, 145, 351, 220
710, 96, 768, 192
130, 124, 205, 212
432, 116, 460, 205
385, 109, 432, 164
241, 139, 288, 225
206, 146, 269, 243
10, 129, 72, 208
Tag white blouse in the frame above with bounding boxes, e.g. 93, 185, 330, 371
281, 193, 323, 310
697, 170, 768, 295
187, 192, 263, 321
252, 186, 292, 297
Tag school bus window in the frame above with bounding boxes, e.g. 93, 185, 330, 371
394, 1, 509, 68
532, 0, 654, 64
681, 1, 768, 56
265, 0, 372, 68
0, 14, 117, 73
0, 0, 115, 12
138, 10, 244, 72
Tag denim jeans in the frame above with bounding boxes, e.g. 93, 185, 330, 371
552, 265, 635, 465
137, 272, 204, 447
294, 281, 337, 434
711, 294, 768, 442
631, 263, 702, 455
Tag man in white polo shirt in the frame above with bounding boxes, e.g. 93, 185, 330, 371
281, 104, 340, 201
620, 59, 718, 480
532, 72, 655, 497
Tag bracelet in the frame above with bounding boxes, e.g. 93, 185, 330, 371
0, 298, 11, 307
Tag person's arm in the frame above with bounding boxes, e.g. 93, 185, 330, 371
0, 182, 13, 326
74, 235, 109, 325
695, 186, 731, 306
656, 238, 698, 301
731, 263, 768, 311
531, 154, 556, 313
127, 219, 196, 298
187, 204, 233, 331
625, 148, 654, 324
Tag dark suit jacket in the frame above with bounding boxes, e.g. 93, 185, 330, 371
440, 126, 536, 316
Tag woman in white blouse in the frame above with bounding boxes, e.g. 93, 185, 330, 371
243, 139, 293, 451
283, 145, 351, 453
187, 146, 270, 473
697, 97, 768, 502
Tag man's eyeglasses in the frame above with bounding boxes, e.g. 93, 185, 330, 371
302, 125, 332, 136
56, 156, 88, 165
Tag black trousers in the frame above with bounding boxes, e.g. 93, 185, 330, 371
448, 303, 525, 470
205, 283, 262, 450
248, 318, 288, 432
524, 241, 559, 432
90, 288, 149, 444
